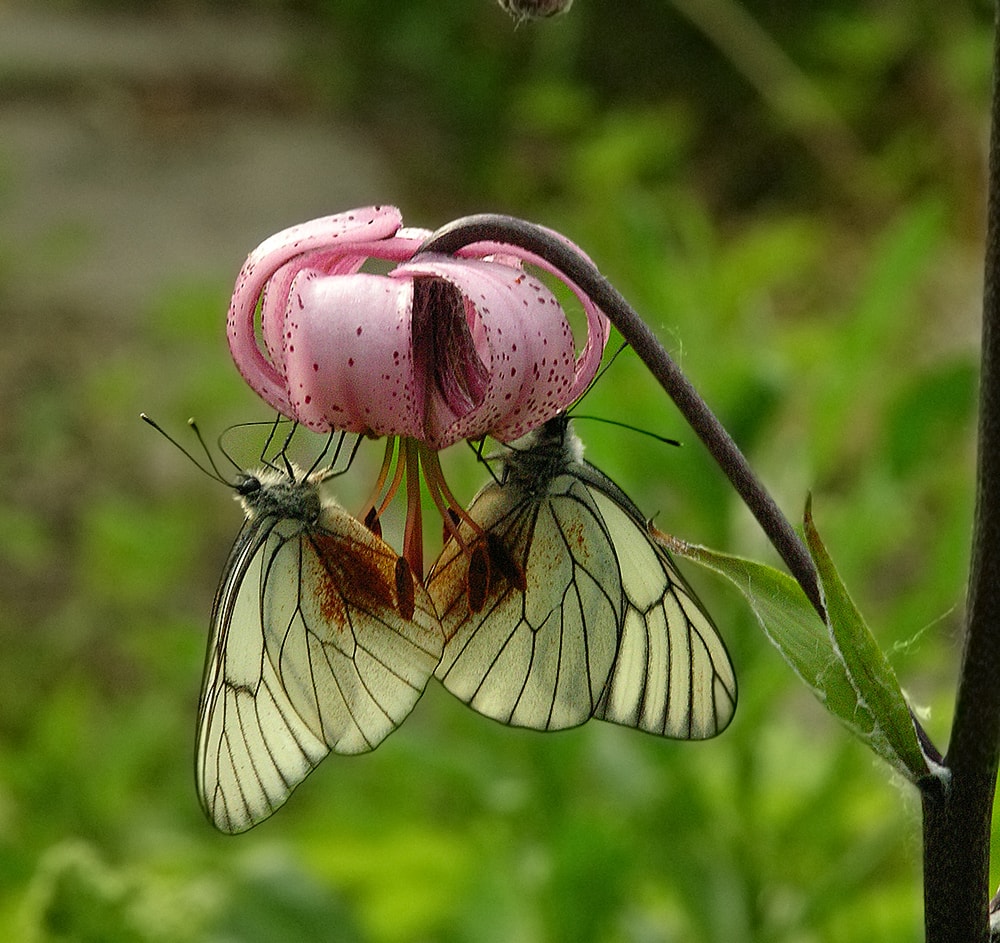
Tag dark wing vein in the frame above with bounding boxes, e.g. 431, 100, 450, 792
197, 506, 442, 834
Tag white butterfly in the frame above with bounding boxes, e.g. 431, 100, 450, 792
197, 454, 444, 833
427, 415, 736, 739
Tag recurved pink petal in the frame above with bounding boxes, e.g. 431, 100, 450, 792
225, 207, 610, 449
227, 206, 406, 415
396, 255, 592, 446
281, 271, 426, 437
452, 236, 610, 408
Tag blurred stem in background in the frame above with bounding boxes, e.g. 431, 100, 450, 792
669, 0, 873, 210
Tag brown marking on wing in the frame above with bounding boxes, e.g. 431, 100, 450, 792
308, 532, 399, 628
560, 514, 589, 554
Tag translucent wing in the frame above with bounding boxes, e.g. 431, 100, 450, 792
430, 473, 623, 730
197, 475, 443, 833
426, 416, 736, 739
586, 483, 736, 738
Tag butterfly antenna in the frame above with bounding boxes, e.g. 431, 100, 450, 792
566, 342, 681, 446
570, 339, 630, 412
213, 416, 290, 474
140, 413, 230, 484
188, 418, 238, 479
592, 339, 630, 388
571, 414, 681, 447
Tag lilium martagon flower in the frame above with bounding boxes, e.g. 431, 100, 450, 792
226, 205, 610, 575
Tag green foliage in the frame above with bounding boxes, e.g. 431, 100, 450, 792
802, 501, 929, 781
0, 0, 990, 941
670, 503, 929, 783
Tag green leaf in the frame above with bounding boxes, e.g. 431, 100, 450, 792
802, 498, 929, 781
661, 522, 929, 782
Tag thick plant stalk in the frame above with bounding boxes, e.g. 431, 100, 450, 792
923, 6, 1000, 939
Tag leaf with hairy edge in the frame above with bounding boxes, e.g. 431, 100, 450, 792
659, 520, 929, 782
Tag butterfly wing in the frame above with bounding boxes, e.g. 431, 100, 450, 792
429, 473, 624, 731
197, 502, 443, 833
428, 425, 736, 741
583, 473, 737, 739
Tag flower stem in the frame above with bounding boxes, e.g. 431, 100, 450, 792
419, 216, 825, 618
923, 6, 1000, 938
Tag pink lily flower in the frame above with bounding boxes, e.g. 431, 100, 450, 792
227, 206, 609, 451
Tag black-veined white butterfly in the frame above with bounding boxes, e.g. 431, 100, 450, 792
426, 414, 736, 739
152, 420, 446, 834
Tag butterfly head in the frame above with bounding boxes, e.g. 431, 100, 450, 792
235, 464, 322, 524
234, 474, 262, 499
502, 414, 583, 491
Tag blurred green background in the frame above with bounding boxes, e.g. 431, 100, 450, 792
0, 0, 992, 939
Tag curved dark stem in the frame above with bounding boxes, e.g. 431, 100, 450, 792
418, 216, 826, 619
